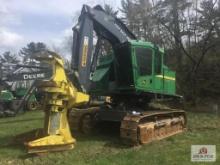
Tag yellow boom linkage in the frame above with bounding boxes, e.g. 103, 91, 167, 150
25, 51, 89, 153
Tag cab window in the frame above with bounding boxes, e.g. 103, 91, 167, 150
135, 47, 153, 76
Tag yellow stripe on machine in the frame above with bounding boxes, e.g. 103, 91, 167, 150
156, 75, 175, 81
81, 36, 89, 67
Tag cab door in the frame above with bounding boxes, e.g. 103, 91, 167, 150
154, 50, 163, 91
134, 46, 154, 91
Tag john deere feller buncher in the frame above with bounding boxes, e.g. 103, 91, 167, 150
6, 4, 186, 153
68, 5, 186, 145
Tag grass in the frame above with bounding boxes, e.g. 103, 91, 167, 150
0, 111, 219, 165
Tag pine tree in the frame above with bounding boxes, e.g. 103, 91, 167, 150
19, 42, 47, 62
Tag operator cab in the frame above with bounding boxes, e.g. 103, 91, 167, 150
91, 40, 176, 96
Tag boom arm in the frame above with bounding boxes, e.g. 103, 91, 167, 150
71, 5, 136, 92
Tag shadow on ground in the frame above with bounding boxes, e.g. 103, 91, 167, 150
74, 121, 131, 149
0, 120, 130, 160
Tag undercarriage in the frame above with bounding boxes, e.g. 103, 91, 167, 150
68, 98, 186, 146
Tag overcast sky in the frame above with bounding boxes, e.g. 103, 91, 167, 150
0, 0, 120, 56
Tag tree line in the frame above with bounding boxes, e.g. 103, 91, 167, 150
120, 0, 220, 104
0, 42, 47, 64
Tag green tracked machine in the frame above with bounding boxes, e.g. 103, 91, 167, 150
0, 87, 38, 117
68, 5, 186, 145
0, 63, 44, 117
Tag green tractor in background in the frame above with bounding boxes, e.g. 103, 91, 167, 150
0, 62, 40, 117
14, 87, 38, 110
0, 87, 38, 117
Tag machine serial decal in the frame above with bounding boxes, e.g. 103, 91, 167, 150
81, 36, 89, 67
